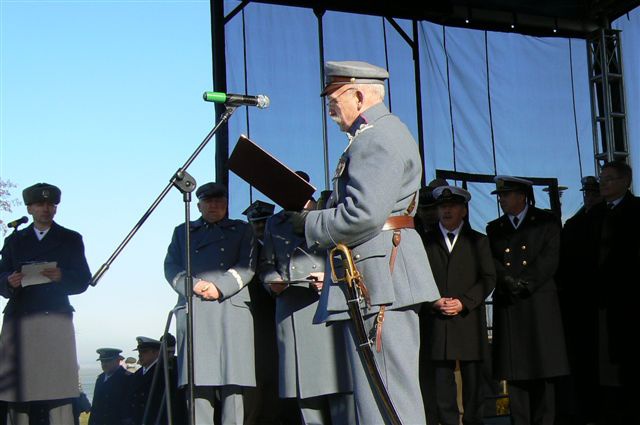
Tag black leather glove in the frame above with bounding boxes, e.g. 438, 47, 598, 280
284, 210, 309, 236
503, 275, 529, 296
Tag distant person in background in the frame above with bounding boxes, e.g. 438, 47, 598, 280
125, 357, 140, 374
260, 174, 355, 424
415, 178, 449, 235
0, 182, 91, 425
582, 161, 640, 424
421, 186, 496, 425
89, 348, 128, 425
486, 176, 569, 425
124, 337, 164, 425
160, 333, 188, 425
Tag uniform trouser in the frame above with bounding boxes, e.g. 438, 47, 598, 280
339, 305, 426, 425
193, 385, 245, 425
508, 379, 555, 425
297, 393, 355, 425
5, 399, 74, 425
433, 360, 483, 425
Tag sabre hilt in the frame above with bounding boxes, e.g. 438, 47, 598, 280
329, 243, 371, 306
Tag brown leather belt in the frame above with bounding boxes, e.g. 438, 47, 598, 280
381, 216, 414, 231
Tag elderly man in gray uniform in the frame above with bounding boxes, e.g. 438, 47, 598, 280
290, 61, 440, 424
0, 183, 91, 425
164, 182, 257, 424
260, 179, 354, 425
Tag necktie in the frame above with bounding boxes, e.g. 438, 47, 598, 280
513, 216, 520, 227
447, 232, 455, 244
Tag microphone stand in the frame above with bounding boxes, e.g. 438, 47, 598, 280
90, 106, 238, 425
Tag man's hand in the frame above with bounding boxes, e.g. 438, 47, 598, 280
432, 297, 463, 316
193, 279, 220, 300
503, 275, 529, 296
41, 267, 62, 282
7, 272, 24, 289
308, 272, 324, 292
284, 211, 309, 236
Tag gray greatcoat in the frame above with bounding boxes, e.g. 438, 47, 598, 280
260, 211, 352, 399
164, 217, 257, 387
304, 102, 440, 424
0, 222, 91, 402
486, 206, 570, 380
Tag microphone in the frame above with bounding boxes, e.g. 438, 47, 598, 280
203, 91, 270, 109
7, 216, 28, 229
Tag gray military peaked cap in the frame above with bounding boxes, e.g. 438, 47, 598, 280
321, 61, 389, 96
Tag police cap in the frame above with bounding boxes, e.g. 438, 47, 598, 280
433, 186, 471, 204
133, 336, 161, 351
22, 183, 61, 205
491, 175, 533, 195
96, 347, 123, 361
242, 200, 275, 223
321, 61, 389, 96
196, 182, 227, 200
580, 176, 599, 192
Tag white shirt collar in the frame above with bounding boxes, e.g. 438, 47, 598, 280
142, 358, 158, 375
508, 204, 529, 229
33, 227, 51, 241
439, 221, 463, 253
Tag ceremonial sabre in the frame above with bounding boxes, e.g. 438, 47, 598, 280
329, 244, 402, 425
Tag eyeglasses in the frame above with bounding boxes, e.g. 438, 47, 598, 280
326, 88, 356, 108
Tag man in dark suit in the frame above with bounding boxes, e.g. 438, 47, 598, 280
124, 337, 164, 425
89, 348, 129, 425
583, 161, 640, 423
0, 182, 91, 425
486, 176, 569, 425
421, 186, 496, 425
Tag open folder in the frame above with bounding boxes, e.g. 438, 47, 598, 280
228, 135, 316, 211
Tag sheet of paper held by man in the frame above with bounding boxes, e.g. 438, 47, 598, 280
21, 261, 57, 286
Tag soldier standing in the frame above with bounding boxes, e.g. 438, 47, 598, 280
89, 348, 129, 425
0, 183, 91, 425
164, 182, 257, 424
289, 60, 440, 423
486, 176, 569, 425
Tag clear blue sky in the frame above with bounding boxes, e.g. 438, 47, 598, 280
1, 0, 638, 368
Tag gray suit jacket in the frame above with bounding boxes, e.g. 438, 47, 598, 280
305, 102, 440, 322
164, 217, 257, 387
260, 211, 352, 398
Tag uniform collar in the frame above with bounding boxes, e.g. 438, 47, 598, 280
346, 102, 388, 138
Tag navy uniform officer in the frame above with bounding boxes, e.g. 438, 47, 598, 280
261, 188, 354, 425
164, 182, 257, 425
291, 61, 441, 424
0, 182, 91, 425
486, 176, 569, 425
90, 348, 129, 425
124, 337, 163, 425
421, 186, 496, 425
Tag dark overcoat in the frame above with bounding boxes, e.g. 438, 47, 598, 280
89, 366, 129, 425
0, 222, 91, 402
422, 225, 496, 361
124, 363, 165, 425
486, 207, 569, 380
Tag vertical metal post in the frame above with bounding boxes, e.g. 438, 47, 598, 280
211, 0, 230, 187
412, 20, 426, 187
314, 8, 330, 191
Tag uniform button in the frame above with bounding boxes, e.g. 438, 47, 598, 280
220, 262, 224, 266
285, 241, 290, 245
355, 254, 361, 259
522, 260, 527, 266
291, 266, 296, 270
221, 247, 225, 251
521, 245, 526, 250
505, 248, 510, 253
195, 250, 199, 253
286, 254, 290, 258
506, 262, 511, 267
312, 265, 317, 269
